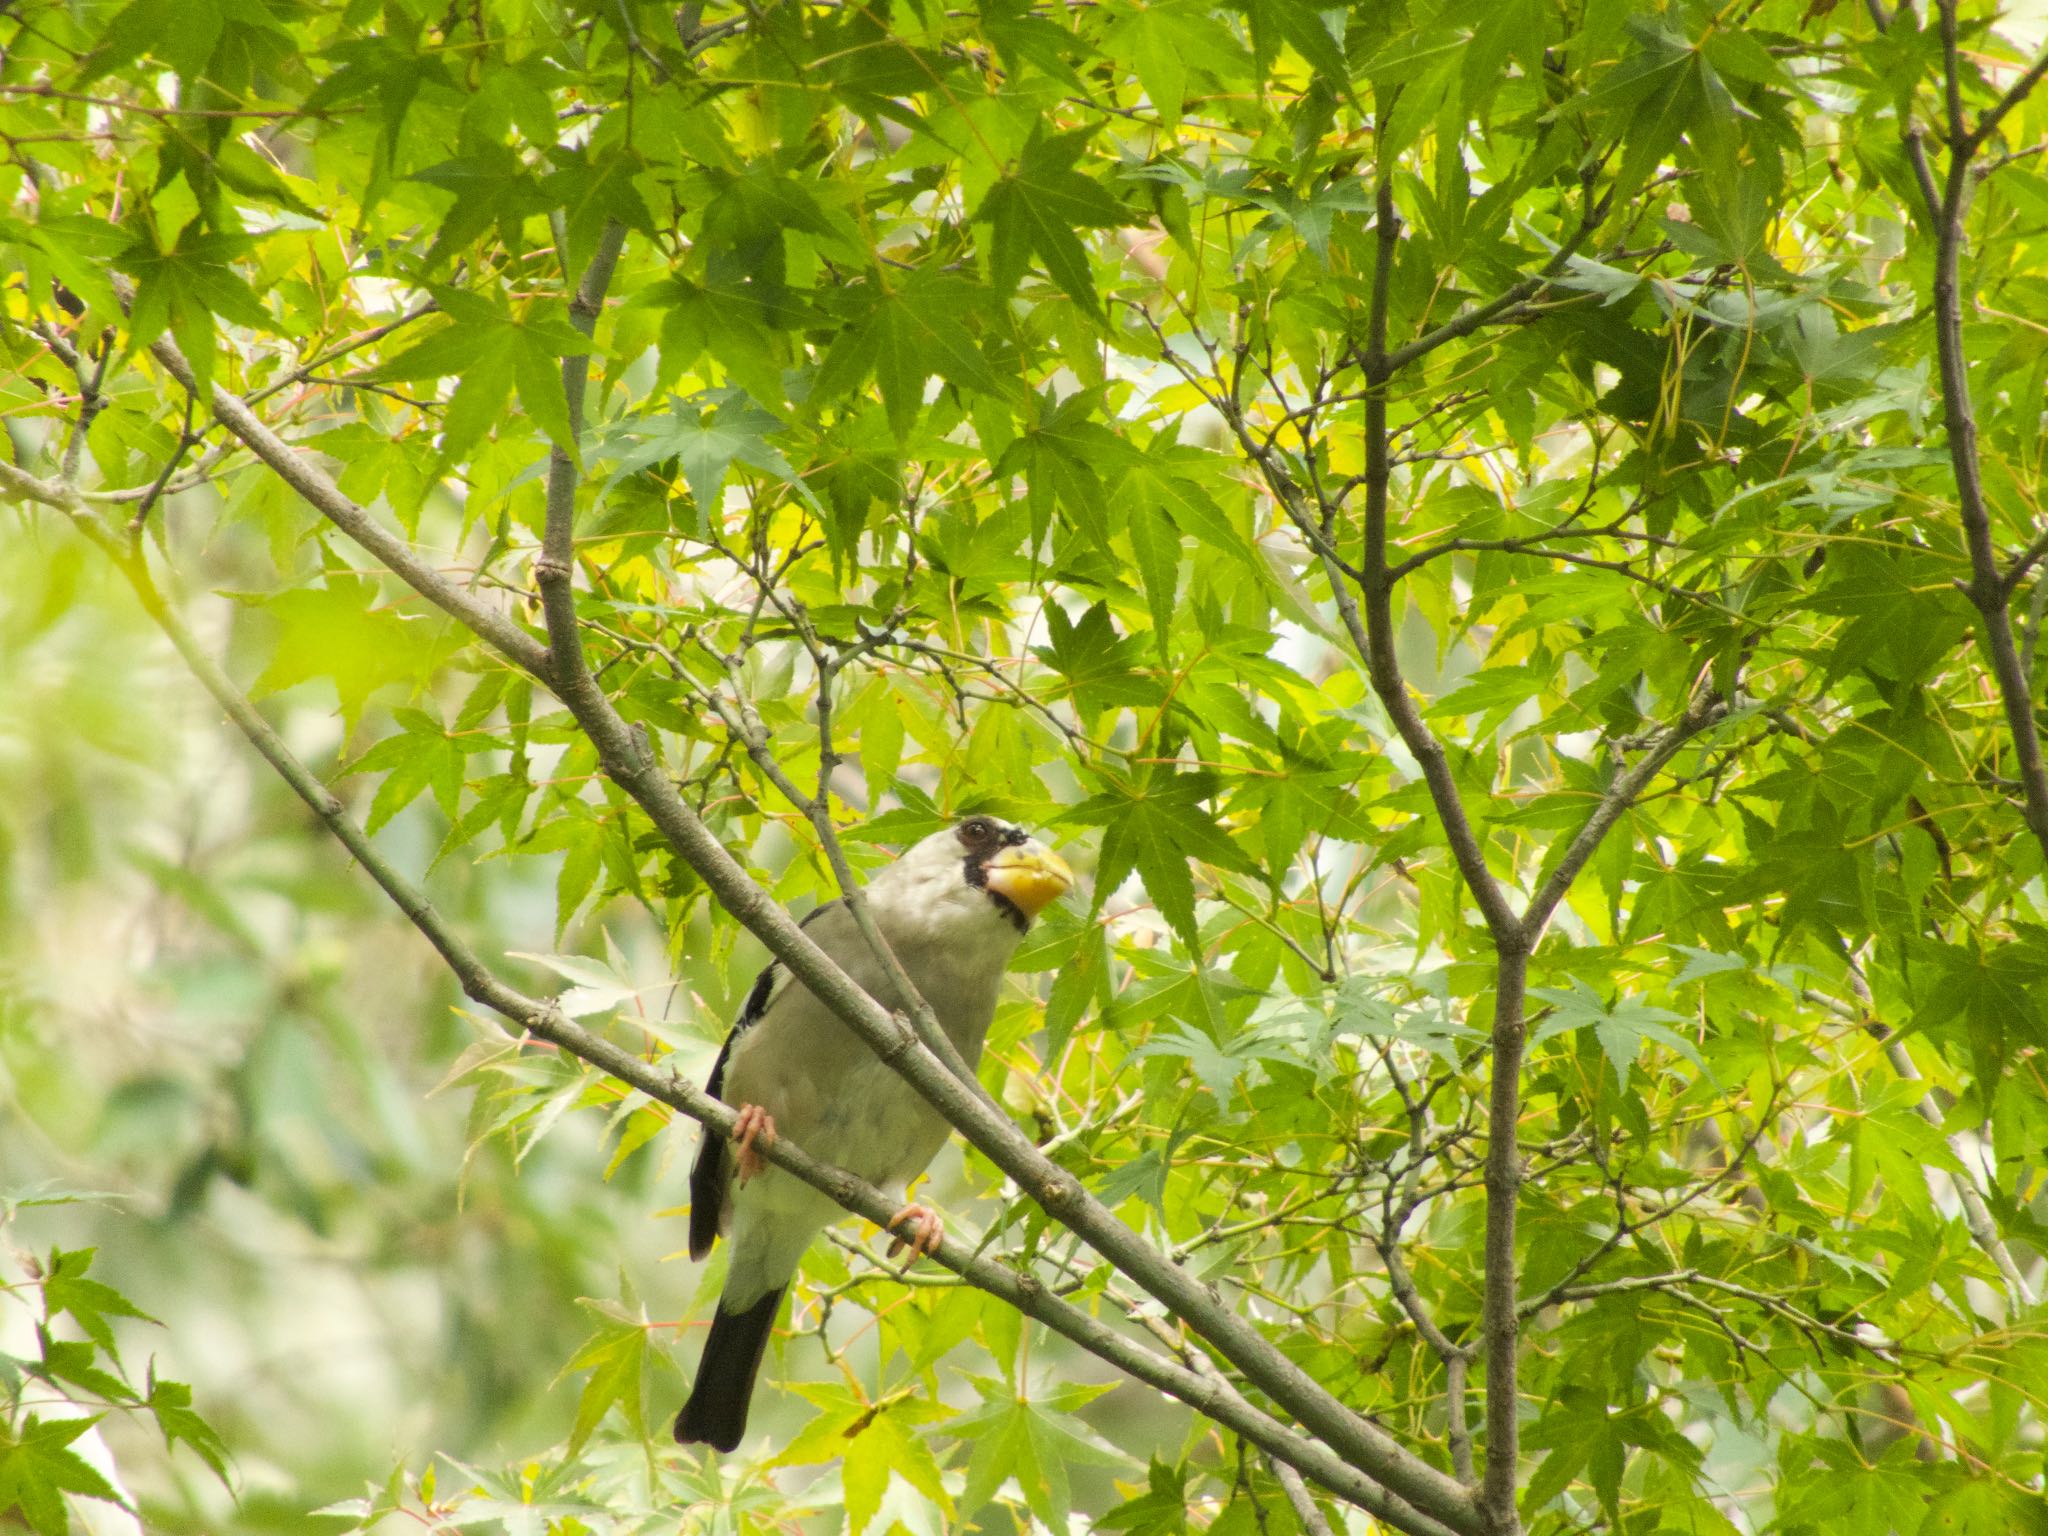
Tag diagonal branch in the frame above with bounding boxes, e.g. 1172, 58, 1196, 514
81, 213, 1482, 1533
1520, 692, 1728, 945
243, 300, 440, 410
331, 219, 1485, 1534
539, 222, 998, 1124
140, 328, 559, 687
1966, 45, 2048, 154
1378, 180, 1612, 377
135, 327, 1480, 1536
700, 652, 1004, 1107
64, 505, 1459, 1534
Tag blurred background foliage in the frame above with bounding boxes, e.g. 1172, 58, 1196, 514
0, 528, 697, 1528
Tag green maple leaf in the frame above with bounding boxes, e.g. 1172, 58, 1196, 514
14, 216, 123, 326
144, 1376, 229, 1484
998, 391, 1133, 551
813, 272, 1010, 438
1239, 0, 1351, 86
1131, 1023, 1303, 1100
1099, 1459, 1193, 1534
34, 1338, 132, 1405
1126, 499, 1180, 662
951, 1379, 1125, 1532
1523, 1385, 1628, 1517
0, 1415, 131, 1536
540, 145, 657, 276
119, 226, 277, 395
557, 1297, 650, 1454
40, 1250, 155, 1363
408, 147, 551, 269
1529, 979, 1711, 1088
1118, 450, 1260, 570
339, 707, 470, 833
252, 576, 466, 730
777, 1385, 953, 1536
1031, 602, 1157, 720
590, 394, 811, 534
979, 0, 1092, 86
972, 128, 1126, 313
1066, 768, 1260, 950
370, 287, 591, 463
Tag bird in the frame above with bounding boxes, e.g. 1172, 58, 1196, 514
674, 815, 1075, 1452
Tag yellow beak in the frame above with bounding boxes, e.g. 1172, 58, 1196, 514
984, 842, 1075, 919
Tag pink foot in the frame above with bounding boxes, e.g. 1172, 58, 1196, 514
886, 1202, 944, 1260
730, 1104, 777, 1184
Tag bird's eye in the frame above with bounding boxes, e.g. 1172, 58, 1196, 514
958, 817, 994, 847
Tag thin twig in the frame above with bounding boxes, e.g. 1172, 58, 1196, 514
1833, 960, 2038, 1306
126, 390, 197, 535
1521, 692, 1729, 944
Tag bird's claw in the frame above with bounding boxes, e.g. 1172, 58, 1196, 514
885, 1202, 944, 1261
730, 1103, 777, 1184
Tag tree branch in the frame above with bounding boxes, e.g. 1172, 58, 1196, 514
1270, 1453, 1339, 1536
1966, 45, 2048, 154
0, 455, 72, 511
137, 294, 1477, 1536
1545, 1270, 1898, 1359
2005, 524, 2048, 594
1885, 1038, 2035, 1304
1520, 693, 1728, 945
1474, 945, 1527, 1536
1359, 195, 1523, 950
704, 641, 1002, 1106
1355, 173, 1535, 1536
62, 505, 1464, 1534
1354, 183, 1522, 950
1907, 2, 2048, 862
139, 326, 559, 687
1186, 161, 1733, 1536
1116, 1288, 1463, 1536
416, 218, 1487, 1534
1377, 1083, 1477, 1484
242, 300, 440, 411
537, 217, 628, 685
1378, 180, 1612, 377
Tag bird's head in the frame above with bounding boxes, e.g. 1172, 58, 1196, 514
876, 816, 1074, 936
952, 815, 1074, 929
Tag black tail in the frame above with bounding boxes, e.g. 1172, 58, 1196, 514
674, 1286, 785, 1452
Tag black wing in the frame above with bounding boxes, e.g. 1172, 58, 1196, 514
687, 961, 775, 1261
685, 902, 839, 1262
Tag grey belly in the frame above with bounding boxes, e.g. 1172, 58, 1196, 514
814, 1054, 952, 1189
